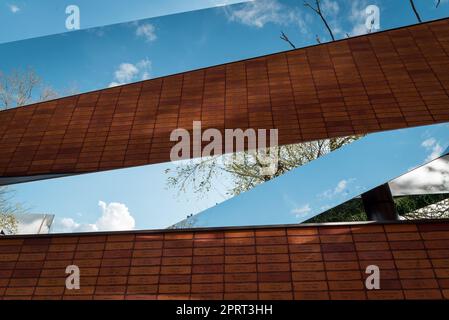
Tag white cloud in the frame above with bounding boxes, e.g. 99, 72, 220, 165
96, 201, 135, 231
390, 156, 449, 195
321, 0, 340, 15
108, 58, 152, 87
422, 138, 436, 148
136, 23, 157, 42
320, 178, 355, 198
422, 138, 444, 162
55, 218, 98, 233
348, 0, 373, 36
291, 204, 312, 219
114, 63, 139, 83
335, 179, 348, 194
225, 0, 307, 32
52, 201, 135, 233
8, 4, 20, 13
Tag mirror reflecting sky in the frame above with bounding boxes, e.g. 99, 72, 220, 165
0, 0, 250, 44
7, 122, 449, 234
173, 122, 449, 229
390, 155, 449, 196
1, 0, 449, 109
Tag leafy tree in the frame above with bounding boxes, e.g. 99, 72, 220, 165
396, 194, 449, 219
0, 187, 20, 234
307, 194, 449, 223
0, 68, 58, 233
166, 136, 358, 199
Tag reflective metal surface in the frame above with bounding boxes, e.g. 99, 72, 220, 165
173, 122, 449, 228
390, 155, 449, 196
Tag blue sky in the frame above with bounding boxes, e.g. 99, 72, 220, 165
177, 123, 449, 228
0, 0, 249, 43
1, 0, 448, 99
1, 0, 449, 233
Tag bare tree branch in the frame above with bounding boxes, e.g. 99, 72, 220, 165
304, 0, 335, 41
280, 31, 296, 49
166, 136, 360, 198
0, 68, 41, 109
409, 0, 422, 23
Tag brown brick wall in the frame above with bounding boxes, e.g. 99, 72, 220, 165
1, 221, 448, 300
1, 19, 449, 178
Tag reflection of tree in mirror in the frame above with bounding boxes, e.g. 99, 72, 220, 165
0, 187, 25, 235
0, 68, 59, 110
397, 194, 449, 220
307, 194, 449, 223
166, 136, 359, 199
0, 68, 59, 234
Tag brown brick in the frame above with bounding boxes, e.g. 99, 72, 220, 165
404, 289, 442, 299
294, 291, 329, 300
293, 281, 328, 291
225, 283, 258, 293
330, 291, 366, 300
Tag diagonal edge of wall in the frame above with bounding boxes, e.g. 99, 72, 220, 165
1, 18, 449, 182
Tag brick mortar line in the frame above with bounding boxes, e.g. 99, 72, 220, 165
365, 35, 409, 128
5, 103, 42, 174
409, 26, 449, 110
285, 53, 305, 141
382, 225, 405, 299
147, 78, 164, 163
124, 235, 136, 299
325, 44, 357, 137
122, 82, 144, 164
304, 49, 330, 139
97, 86, 124, 169
71, 92, 101, 171
345, 39, 382, 130
417, 227, 443, 298
379, 32, 436, 124
3, 238, 25, 299
349, 227, 368, 300
26, 100, 59, 172
92, 237, 107, 299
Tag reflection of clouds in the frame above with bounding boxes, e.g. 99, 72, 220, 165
348, 0, 371, 36
136, 23, 157, 42
390, 156, 449, 195
13, 214, 54, 235
320, 178, 355, 199
8, 4, 20, 13
291, 204, 311, 219
224, 0, 308, 32
52, 201, 135, 233
422, 138, 443, 162
109, 59, 152, 87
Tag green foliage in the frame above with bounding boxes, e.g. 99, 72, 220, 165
395, 194, 449, 216
307, 194, 449, 223
306, 199, 367, 223
0, 213, 18, 235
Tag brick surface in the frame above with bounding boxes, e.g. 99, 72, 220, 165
1, 19, 449, 180
1, 221, 449, 300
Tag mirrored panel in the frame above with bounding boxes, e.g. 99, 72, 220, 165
2, 0, 449, 110
1, 135, 356, 235
0, 0, 250, 43
390, 155, 449, 196
171, 122, 449, 229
